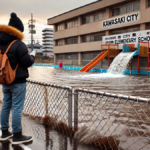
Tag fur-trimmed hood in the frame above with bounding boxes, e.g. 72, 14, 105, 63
0, 25, 24, 41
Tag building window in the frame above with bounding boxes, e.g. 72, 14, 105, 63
66, 38, 78, 45
57, 24, 64, 31
57, 41, 63, 46
148, 0, 150, 7
65, 54, 72, 60
82, 52, 101, 65
102, 12, 106, 20
90, 36, 94, 42
82, 36, 86, 43
112, 2, 140, 17
112, 8, 120, 16
72, 55, 78, 60
82, 12, 106, 25
66, 20, 78, 29
94, 14, 99, 21
126, 30, 133, 33
126, 28, 140, 33
57, 55, 63, 60
82, 35, 104, 42
112, 28, 140, 34
82, 17, 90, 24
120, 6, 126, 14
133, 2, 140, 11
89, 16, 94, 23
65, 54, 78, 60
94, 35, 103, 41
133, 28, 140, 32
127, 4, 133, 13
86, 36, 90, 42
82, 18, 86, 24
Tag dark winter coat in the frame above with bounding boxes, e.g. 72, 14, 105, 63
0, 25, 35, 84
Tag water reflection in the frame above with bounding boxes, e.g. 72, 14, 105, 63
0, 126, 104, 150
12, 145, 24, 150
45, 127, 53, 150
43, 126, 100, 150
0, 141, 11, 150
0, 141, 24, 150
58, 134, 67, 150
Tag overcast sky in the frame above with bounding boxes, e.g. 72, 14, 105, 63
0, 0, 97, 44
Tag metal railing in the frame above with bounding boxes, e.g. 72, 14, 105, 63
0, 80, 73, 135
74, 88, 150, 150
108, 44, 119, 58
0, 81, 150, 149
139, 42, 149, 56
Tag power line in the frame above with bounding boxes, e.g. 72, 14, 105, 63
35, 20, 47, 24
24, 29, 43, 31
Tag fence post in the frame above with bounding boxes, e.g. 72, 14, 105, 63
68, 88, 72, 129
45, 86, 48, 116
74, 89, 78, 131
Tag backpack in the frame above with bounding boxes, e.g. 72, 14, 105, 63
0, 40, 18, 85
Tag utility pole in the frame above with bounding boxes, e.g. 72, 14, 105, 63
28, 13, 35, 51
31, 13, 33, 51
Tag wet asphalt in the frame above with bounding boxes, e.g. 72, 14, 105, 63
0, 103, 99, 150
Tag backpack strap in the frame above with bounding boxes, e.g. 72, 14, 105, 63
5, 40, 19, 71
15, 64, 19, 71
5, 40, 17, 54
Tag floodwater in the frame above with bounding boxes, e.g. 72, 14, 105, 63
29, 66, 150, 98
1, 66, 148, 150
28, 67, 150, 150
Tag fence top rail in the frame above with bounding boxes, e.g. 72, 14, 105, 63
75, 88, 150, 103
27, 79, 72, 91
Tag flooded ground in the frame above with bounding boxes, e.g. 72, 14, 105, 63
29, 66, 150, 98
1, 66, 149, 150
0, 103, 99, 150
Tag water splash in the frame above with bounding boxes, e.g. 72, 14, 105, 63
107, 52, 134, 74
71, 73, 125, 79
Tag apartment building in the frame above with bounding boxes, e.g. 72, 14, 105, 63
42, 28, 54, 58
48, 0, 150, 66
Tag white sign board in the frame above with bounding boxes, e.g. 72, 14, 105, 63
102, 30, 150, 48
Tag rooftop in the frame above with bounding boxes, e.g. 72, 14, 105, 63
42, 28, 54, 32
47, 0, 100, 20
47, 0, 127, 25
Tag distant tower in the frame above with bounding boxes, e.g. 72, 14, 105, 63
42, 28, 54, 57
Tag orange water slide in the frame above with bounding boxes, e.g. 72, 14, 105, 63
80, 51, 108, 72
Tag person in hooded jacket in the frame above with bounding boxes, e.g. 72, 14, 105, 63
0, 13, 35, 144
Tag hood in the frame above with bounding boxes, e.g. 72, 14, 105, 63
0, 25, 24, 45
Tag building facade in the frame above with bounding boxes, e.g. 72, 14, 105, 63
42, 28, 54, 58
48, 0, 150, 66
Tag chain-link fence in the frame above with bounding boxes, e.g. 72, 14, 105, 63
74, 88, 150, 150
1, 81, 150, 149
25, 80, 73, 135
0, 80, 73, 135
